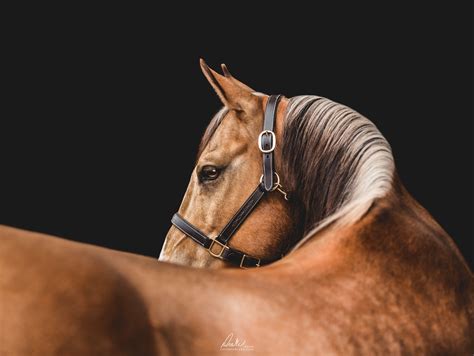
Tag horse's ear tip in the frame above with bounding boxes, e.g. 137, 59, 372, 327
221, 63, 232, 78
199, 58, 213, 77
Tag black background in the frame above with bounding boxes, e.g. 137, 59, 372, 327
2, 3, 472, 269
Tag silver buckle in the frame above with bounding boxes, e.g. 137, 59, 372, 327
258, 130, 276, 153
240, 254, 261, 268
208, 239, 229, 258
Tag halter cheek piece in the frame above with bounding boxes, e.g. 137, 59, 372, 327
171, 95, 288, 268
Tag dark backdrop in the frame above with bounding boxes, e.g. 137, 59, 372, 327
2, 3, 472, 269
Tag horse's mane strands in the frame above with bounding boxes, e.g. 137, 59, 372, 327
282, 96, 395, 251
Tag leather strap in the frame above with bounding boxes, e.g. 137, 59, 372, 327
216, 185, 266, 245
171, 213, 212, 249
261, 95, 282, 191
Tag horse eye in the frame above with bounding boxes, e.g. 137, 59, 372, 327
199, 165, 220, 182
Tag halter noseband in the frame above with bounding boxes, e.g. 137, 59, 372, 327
171, 95, 288, 268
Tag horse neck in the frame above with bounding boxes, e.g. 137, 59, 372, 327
281, 96, 469, 280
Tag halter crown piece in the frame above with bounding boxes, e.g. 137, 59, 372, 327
171, 95, 288, 268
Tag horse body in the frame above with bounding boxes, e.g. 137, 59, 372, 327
1, 185, 471, 354
1, 61, 472, 354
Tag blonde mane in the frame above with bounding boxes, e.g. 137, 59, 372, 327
281, 96, 395, 250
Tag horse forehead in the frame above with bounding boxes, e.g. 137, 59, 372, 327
206, 114, 252, 153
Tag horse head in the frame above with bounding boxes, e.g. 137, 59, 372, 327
159, 60, 302, 268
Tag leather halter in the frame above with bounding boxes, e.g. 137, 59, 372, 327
171, 95, 287, 268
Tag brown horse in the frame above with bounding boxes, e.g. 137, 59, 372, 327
0, 60, 472, 355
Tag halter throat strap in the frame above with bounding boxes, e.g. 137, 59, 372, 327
170, 95, 283, 268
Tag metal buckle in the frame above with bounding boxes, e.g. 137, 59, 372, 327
258, 130, 276, 153
208, 239, 229, 258
240, 254, 261, 268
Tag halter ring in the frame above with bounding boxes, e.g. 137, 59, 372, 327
258, 130, 276, 153
259, 172, 289, 200
260, 172, 281, 191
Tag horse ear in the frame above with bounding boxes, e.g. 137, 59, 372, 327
200, 59, 259, 113
220, 63, 255, 92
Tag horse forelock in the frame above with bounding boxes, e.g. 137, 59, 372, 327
282, 96, 395, 250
